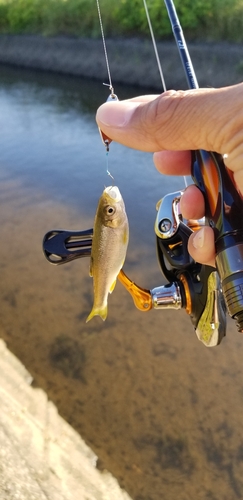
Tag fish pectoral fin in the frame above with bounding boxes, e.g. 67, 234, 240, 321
86, 304, 108, 323
89, 256, 93, 277
109, 279, 117, 294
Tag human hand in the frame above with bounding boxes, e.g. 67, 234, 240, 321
96, 84, 243, 267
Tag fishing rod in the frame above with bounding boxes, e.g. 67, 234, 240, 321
42, 0, 243, 347
164, 0, 198, 89
164, 0, 243, 332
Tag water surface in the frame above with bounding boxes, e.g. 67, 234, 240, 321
0, 65, 243, 500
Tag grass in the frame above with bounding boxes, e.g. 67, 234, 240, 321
0, 0, 242, 42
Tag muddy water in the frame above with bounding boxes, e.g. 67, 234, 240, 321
1, 65, 243, 500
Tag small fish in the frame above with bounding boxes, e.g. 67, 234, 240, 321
86, 186, 129, 322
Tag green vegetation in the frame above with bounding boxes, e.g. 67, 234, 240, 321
0, 0, 242, 42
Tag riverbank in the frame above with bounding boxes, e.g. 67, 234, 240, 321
0, 338, 132, 500
0, 35, 242, 89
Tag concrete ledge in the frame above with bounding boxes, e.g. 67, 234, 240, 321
0, 35, 242, 89
0, 339, 132, 500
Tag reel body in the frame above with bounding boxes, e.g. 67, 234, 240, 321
154, 190, 226, 346
192, 150, 243, 332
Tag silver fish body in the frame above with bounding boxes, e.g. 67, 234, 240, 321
86, 186, 129, 322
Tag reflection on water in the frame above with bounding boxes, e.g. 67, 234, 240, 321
0, 64, 185, 284
1, 65, 243, 500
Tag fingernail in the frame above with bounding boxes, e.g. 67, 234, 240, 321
97, 101, 140, 127
192, 227, 205, 249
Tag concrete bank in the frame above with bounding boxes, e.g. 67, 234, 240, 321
0, 339, 132, 500
0, 35, 242, 89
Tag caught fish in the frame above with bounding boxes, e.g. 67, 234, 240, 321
86, 186, 129, 322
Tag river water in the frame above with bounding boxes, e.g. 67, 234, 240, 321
1, 64, 243, 500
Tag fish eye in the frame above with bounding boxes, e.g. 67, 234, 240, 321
104, 205, 116, 216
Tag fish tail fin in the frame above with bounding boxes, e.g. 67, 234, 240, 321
86, 305, 108, 323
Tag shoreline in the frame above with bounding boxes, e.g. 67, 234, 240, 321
0, 35, 242, 89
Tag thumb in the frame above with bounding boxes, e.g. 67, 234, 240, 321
96, 85, 243, 158
188, 226, 216, 268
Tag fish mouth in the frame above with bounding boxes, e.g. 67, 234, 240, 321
104, 186, 122, 202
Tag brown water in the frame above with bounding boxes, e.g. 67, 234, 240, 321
1, 65, 243, 500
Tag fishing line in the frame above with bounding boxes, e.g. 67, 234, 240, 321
142, 0, 166, 92
106, 151, 114, 184
143, 0, 188, 188
96, 0, 115, 96
96, 0, 118, 182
